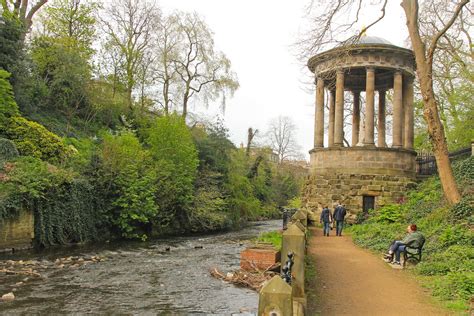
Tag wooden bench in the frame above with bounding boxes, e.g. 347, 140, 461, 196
403, 238, 425, 267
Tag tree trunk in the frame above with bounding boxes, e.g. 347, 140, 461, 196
401, 0, 461, 204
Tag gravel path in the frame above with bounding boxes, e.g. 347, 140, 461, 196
306, 227, 450, 315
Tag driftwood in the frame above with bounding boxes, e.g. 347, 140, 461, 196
0, 268, 41, 278
210, 263, 279, 291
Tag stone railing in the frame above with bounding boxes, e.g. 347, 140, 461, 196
258, 209, 308, 316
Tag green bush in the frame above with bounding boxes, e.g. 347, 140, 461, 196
146, 114, 199, 229
374, 204, 405, 223
4, 116, 73, 163
432, 272, 474, 301
0, 137, 19, 164
0, 69, 19, 124
99, 131, 158, 240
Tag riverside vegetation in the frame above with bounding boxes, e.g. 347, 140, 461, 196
0, 1, 303, 247
349, 156, 474, 312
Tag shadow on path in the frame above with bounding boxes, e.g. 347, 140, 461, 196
306, 227, 450, 316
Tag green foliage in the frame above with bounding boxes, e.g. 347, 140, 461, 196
187, 170, 231, 233
286, 196, 302, 208
255, 231, 282, 250
449, 197, 473, 224
372, 204, 404, 223
0, 69, 19, 124
0, 137, 18, 164
100, 131, 157, 240
0, 156, 100, 246
225, 149, 261, 224
0, 15, 22, 77
146, 114, 199, 227
431, 272, 474, 301
3, 116, 73, 163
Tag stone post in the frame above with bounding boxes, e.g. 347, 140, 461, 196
314, 77, 325, 148
352, 91, 360, 147
328, 90, 335, 147
334, 70, 344, 147
364, 68, 375, 146
392, 71, 403, 148
281, 223, 305, 299
292, 209, 307, 227
403, 76, 414, 149
378, 90, 386, 148
258, 276, 293, 316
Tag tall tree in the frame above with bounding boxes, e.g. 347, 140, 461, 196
153, 12, 239, 119
301, 0, 470, 204
100, 0, 159, 111
1, 0, 48, 39
266, 116, 302, 163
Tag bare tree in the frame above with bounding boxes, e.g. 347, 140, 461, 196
300, 0, 470, 204
266, 116, 302, 163
158, 12, 239, 119
100, 0, 159, 111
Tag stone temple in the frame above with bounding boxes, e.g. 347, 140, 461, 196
303, 36, 417, 220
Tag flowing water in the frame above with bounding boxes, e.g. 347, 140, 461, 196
0, 220, 281, 315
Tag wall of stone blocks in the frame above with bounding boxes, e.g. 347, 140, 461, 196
304, 147, 417, 221
0, 209, 34, 250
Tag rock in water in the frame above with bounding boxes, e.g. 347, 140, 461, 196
2, 292, 15, 301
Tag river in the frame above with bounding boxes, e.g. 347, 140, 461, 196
0, 220, 281, 315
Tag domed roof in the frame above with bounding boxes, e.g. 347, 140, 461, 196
357, 36, 393, 45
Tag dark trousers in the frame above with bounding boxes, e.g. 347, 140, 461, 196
389, 240, 406, 262
336, 220, 344, 236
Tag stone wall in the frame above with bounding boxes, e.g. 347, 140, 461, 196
304, 147, 417, 221
0, 210, 34, 250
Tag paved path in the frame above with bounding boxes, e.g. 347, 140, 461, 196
307, 227, 450, 315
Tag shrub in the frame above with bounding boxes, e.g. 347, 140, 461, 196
0, 69, 19, 124
4, 116, 73, 163
0, 137, 18, 164
146, 114, 199, 228
374, 204, 405, 223
432, 272, 474, 301
100, 131, 158, 240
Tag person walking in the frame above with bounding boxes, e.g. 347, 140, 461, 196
320, 206, 333, 237
333, 203, 347, 236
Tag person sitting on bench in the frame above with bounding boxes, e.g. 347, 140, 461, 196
383, 224, 424, 266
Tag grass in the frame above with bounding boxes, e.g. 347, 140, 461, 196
254, 230, 282, 250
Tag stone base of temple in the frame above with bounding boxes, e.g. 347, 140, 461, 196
303, 147, 417, 221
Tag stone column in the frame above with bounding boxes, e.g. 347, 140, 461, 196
364, 68, 375, 146
378, 90, 386, 147
392, 71, 403, 148
314, 77, 325, 148
328, 90, 335, 147
334, 70, 344, 147
352, 91, 360, 147
403, 76, 414, 149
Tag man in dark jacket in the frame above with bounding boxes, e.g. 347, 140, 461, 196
383, 224, 425, 265
333, 203, 347, 236
320, 206, 333, 236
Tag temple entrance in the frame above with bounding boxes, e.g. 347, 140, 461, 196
362, 196, 375, 214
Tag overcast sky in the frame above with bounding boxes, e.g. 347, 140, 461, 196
158, 0, 409, 159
